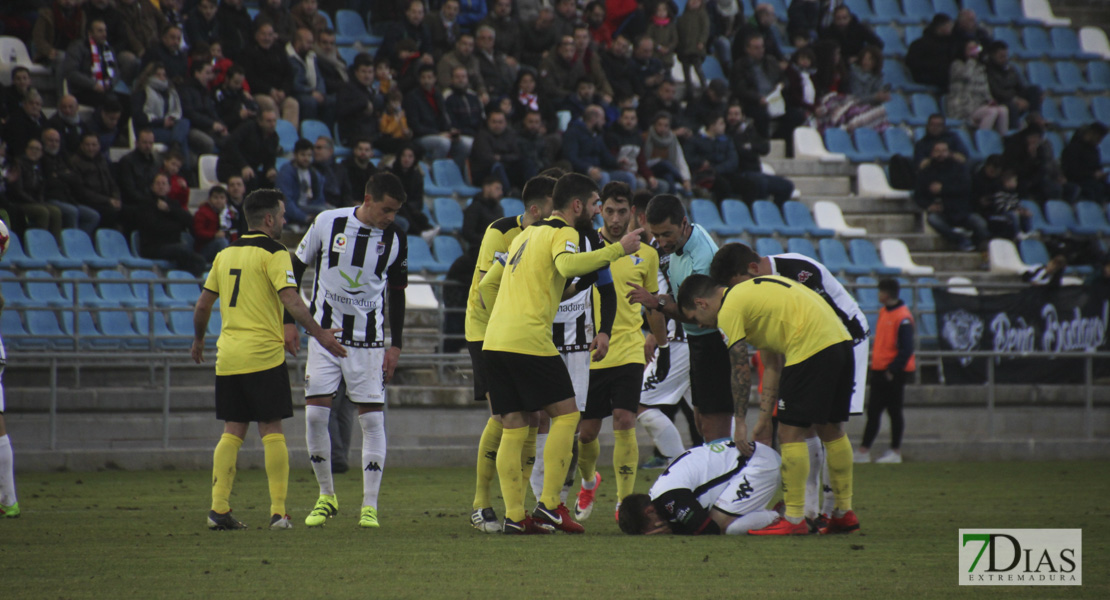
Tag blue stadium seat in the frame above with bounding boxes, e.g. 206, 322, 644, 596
60, 269, 102, 307
884, 95, 912, 125
916, 277, 938, 311
1091, 96, 1110, 123
755, 238, 784, 257
23, 270, 69, 307
96, 270, 146, 307
974, 129, 1004, 157
855, 276, 881, 311
994, 27, 1036, 59
423, 169, 455, 197
904, 25, 924, 43
407, 236, 448, 273
133, 310, 187, 350
1050, 28, 1100, 61
1054, 61, 1092, 94
1022, 26, 1055, 57
317, 10, 334, 29
1043, 131, 1064, 160
897, 277, 915, 309
432, 160, 480, 197
130, 270, 187, 307
883, 127, 915, 157
875, 26, 907, 56
843, 0, 876, 23
500, 197, 524, 217
337, 46, 362, 65
994, 0, 1039, 25
721, 199, 775, 236
962, 0, 1007, 25
1102, 137, 1110, 167
691, 199, 745, 236
883, 61, 934, 93
0, 269, 32, 308
1075, 201, 1110, 236
166, 270, 202, 305
853, 127, 890, 161
247, 7, 258, 18
786, 237, 821, 261
818, 239, 870, 275
752, 200, 808, 236
336, 9, 383, 46
60, 229, 117, 270
901, 0, 934, 24
1044, 200, 1099, 236
167, 310, 195, 337
1059, 97, 1093, 129
823, 128, 868, 162
849, 239, 901, 275
433, 235, 464, 266
701, 55, 725, 80
275, 157, 289, 171
932, 0, 959, 17
919, 312, 938, 349
130, 231, 173, 269
3, 232, 49, 270
783, 201, 835, 237
1026, 61, 1067, 93
911, 94, 958, 127
1089, 62, 1110, 92
25, 309, 71, 348
60, 310, 111, 349
2, 309, 47, 350
1019, 238, 1051, 265
1019, 200, 1066, 235
301, 119, 349, 157
275, 119, 298, 154
432, 197, 464, 234
870, 0, 914, 25
24, 229, 84, 270
99, 309, 145, 349
953, 128, 984, 163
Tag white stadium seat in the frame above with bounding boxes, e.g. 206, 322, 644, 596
1079, 27, 1110, 59
793, 127, 847, 162
947, 276, 978, 296
0, 36, 51, 87
813, 201, 867, 237
199, 155, 219, 190
880, 238, 935, 275
857, 164, 912, 200
988, 239, 1034, 274
1023, 0, 1070, 26
406, 275, 440, 310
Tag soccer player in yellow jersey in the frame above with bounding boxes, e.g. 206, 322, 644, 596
677, 273, 861, 536
191, 189, 346, 531
575, 182, 667, 522
478, 173, 643, 534
466, 175, 556, 533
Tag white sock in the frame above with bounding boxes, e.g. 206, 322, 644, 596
821, 448, 836, 517
0, 434, 15, 506
305, 405, 334, 496
359, 411, 386, 508
637, 408, 685, 458
804, 436, 823, 520
530, 433, 548, 501
560, 435, 579, 504
725, 510, 779, 535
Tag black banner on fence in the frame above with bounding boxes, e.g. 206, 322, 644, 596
934, 282, 1110, 384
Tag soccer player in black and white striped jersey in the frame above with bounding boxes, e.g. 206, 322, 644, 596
293, 173, 409, 529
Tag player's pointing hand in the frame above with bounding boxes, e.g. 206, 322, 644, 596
619, 228, 644, 255
315, 328, 348, 358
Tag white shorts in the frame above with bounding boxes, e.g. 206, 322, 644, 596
712, 443, 782, 517
850, 339, 869, 415
304, 338, 385, 404
560, 351, 590, 412
639, 341, 691, 407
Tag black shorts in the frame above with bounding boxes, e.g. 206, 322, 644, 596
484, 350, 576, 416
467, 341, 489, 402
687, 332, 732, 416
215, 362, 294, 423
583, 363, 643, 420
777, 341, 854, 428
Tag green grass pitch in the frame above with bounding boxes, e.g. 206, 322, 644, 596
3, 461, 1107, 599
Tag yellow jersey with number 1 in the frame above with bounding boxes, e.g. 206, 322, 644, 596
591, 234, 659, 368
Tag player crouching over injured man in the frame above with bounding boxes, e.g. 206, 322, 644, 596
618, 441, 782, 535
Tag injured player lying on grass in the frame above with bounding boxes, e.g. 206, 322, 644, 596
617, 441, 782, 535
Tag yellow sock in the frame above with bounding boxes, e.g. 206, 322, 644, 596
823, 435, 854, 512
780, 441, 810, 520
578, 438, 600, 485
613, 428, 638, 501
495, 426, 528, 522
262, 433, 289, 517
473, 418, 503, 510
520, 426, 538, 502
540, 412, 579, 509
211, 433, 243, 513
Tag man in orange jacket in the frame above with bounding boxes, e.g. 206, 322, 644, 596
856, 279, 915, 464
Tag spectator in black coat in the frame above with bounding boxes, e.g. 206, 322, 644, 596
985, 41, 1042, 129
390, 143, 437, 240
913, 114, 970, 168
638, 80, 692, 139
629, 37, 668, 98
215, 0, 253, 61
724, 103, 796, 204
141, 25, 188, 84
905, 14, 955, 92
344, 139, 379, 205
44, 94, 86, 156
186, 0, 221, 49
313, 137, 352, 207
916, 140, 988, 251
213, 65, 258, 132
62, 19, 124, 108
462, 176, 505, 248
337, 54, 382, 147
787, 0, 822, 44
216, 109, 280, 191
377, 0, 435, 64
80, 96, 123, 159
238, 22, 298, 124
403, 65, 455, 160
952, 9, 993, 51
41, 128, 101, 234
1061, 123, 1109, 204
137, 173, 207, 275
600, 36, 639, 100
730, 32, 805, 146
3, 90, 46, 157
179, 61, 229, 154
442, 66, 484, 164
734, 3, 785, 63
117, 128, 161, 207
470, 109, 527, 191
1002, 125, 1068, 203
818, 5, 882, 67
68, 133, 123, 228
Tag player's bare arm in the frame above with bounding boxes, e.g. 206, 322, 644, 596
728, 342, 754, 456
191, 289, 218, 364
645, 310, 670, 380
752, 350, 782, 448
278, 288, 347, 358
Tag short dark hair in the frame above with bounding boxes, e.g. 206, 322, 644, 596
676, 273, 719, 312
878, 278, 900, 297
631, 190, 653, 214
539, 167, 567, 178
617, 494, 653, 535
353, 52, 375, 69
226, 64, 246, 80
189, 60, 211, 77
521, 175, 557, 209
208, 185, 228, 199
552, 172, 599, 211
645, 194, 685, 226
600, 181, 631, 204
417, 64, 436, 77
293, 139, 313, 153
11, 66, 29, 79
136, 127, 155, 140
244, 188, 285, 226
365, 171, 407, 204
101, 95, 122, 114
987, 40, 1008, 54
710, 243, 760, 285
482, 174, 502, 186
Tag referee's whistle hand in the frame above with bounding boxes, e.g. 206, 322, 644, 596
316, 329, 348, 358
619, 228, 644, 254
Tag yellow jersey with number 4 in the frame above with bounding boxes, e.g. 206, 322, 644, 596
717, 275, 850, 366
591, 235, 658, 368
202, 233, 297, 375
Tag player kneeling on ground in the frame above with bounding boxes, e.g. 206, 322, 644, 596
618, 441, 781, 535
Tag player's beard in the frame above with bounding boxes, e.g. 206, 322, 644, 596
575, 208, 593, 229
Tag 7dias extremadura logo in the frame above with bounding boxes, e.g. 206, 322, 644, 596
959, 529, 1081, 586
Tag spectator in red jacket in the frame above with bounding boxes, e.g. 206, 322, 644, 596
192, 185, 230, 261
161, 150, 190, 209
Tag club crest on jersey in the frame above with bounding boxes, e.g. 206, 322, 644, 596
565, 241, 578, 253
376, 241, 386, 255
631, 255, 644, 266
332, 233, 348, 254
797, 270, 813, 284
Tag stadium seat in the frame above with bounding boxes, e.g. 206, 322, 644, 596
994, 0, 1039, 25
338, 46, 362, 65
782, 201, 834, 237
870, 0, 914, 25
949, 128, 982, 163
843, 0, 876, 24
432, 197, 464, 234
882, 61, 934, 93
3, 232, 49, 270
317, 10, 334, 29
823, 128, 868, 162
60, 229, 117, 270
993, 27, 1034, 59
132, 310, 186, 350
1019, 200, 1066, 235
818, 239, 871, 275
423, 169, 455, 197
500, 197, 524, 217
701, 55, 725, 81
720, 199, 775, 236
1044, 200, 1099, 236
166, 309, 195, 337
1053, 62, 1093, 95
918, 312, 939, 349
433, 235, 464, 266
855, 276, 881, 312
691, 199, 745, 236
1049, 27, 1097, 59
275, 156, 289, 171
1025, 0, 1072, 27
916, 277, 938, 311
1022, 26, 1056, 58
813, 201, 867, 237
406, 275, 440, 310
166, 270, 202, 305
1043, 131, 1064, 160
904, 25, 924, 43
1079, 26, 1110, 59
335, 9, 384, 46
857, 164, 911, 199
130, 270, 187, 307
432, 160, 480, 196
988, 238, 1034, 274
95, 270, 146, 307
1, 309, 47, 350
0, 36, 50, 87
852, 239, 904, 275
933, 0, 959, 17
1075, 201, 1110, 236
60, 310, 111, 349
0, 269, 32, 308
1018, 238, 1051, 266
25, 309, 71, 348
198, 154, 219, 190
1058, 97, 1093, 129
98, 309, 145, 349
60, 269, 102, 307
883, 95, 912, 125
786, 237, 820, 261
853, 127, 890, 162
1102, 137, 1110, 167
752, 200, 808, 236
130, 231, 173, 269
24, 229, 84, 270
974, 129, 1004, 158
407, 236, 448, 273
300, 119, 332, 144
878, 238, 933, 275
1091, 96, 1110, 124
94, 229, 155, 269
755, 238, 784, 257
875, 26, 907, 56
793, 127, 847, 162
882, 127, 915, 157
1026, 61, 1068, 93
901, 0, 934, 25
275, 119, 298, 154
23, 270, 70, 307
910, 94, 958, 127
